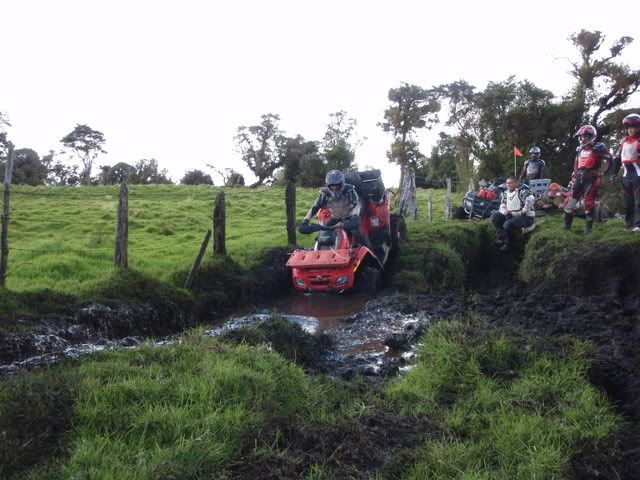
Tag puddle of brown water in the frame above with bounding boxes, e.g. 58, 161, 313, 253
266, 293, 372, 333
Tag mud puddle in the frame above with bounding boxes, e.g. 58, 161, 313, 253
204, 292, 433, 379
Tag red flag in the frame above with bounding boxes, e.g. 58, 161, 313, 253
513, 146, 523, 157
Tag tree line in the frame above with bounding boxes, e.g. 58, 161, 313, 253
382, 30, 640, 189
1, 30, 638, 189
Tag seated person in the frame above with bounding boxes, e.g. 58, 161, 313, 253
300, 170, 374, 250
491, 176, 535, 252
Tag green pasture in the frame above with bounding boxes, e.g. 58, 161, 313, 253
5, 183, 639, 296
5, 185, 319, 292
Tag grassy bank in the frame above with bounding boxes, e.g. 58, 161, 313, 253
519, 214, 640, 294
387, 318, 620, 479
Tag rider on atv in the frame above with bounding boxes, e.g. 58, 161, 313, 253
300, 170, 374, 251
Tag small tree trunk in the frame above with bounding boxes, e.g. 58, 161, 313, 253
0, 145, 15, 287
114, 183, 128, 268
184, 230, 212, 290
428, 191, 433, 222
285, 181, 296, 246
213, 191, 226, 255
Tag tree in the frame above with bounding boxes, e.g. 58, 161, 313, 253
569, 30, 640, 126
0, 111, 10, 159
10, 148, 47, 185
48, 160, 80, 186
379, 83, 440, 188
129, 159, 172, 184
210, 166, 245, 187
298, 144, 326, 187
60, 124, 107, 185
181, 169, 213, 185
235, 113, 286, 187
325, 139, 356, 172
102, 162, 136, 184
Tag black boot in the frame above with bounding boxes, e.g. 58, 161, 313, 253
563, 212, 573, 230
585, 219, 593, 235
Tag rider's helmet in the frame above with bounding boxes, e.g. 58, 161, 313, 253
529, 146, 541, 155
325, 170, 345, 193
622, 113, 640, 129
575, 125, 597, 146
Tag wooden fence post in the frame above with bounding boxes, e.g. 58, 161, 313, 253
445, 177, 452, 220
114, 182, 128, 268
184, 229, 212, 290
213, 191, 226, 255
0, 144, 15, 287
428, 191, 433, 222
285, 181, 296, 246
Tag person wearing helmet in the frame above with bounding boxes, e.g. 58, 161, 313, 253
612, 113, 640, 231
491, 176, 536, 252
563, 125, 610, 234
300, 170, 374, 249
519, 146, 545, 183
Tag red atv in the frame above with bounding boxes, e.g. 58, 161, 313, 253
286, 170, 402, 294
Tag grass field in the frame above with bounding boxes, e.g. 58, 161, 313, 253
0, 185, 631, 479
6, 185, 318, 292
5, 184, 639, 296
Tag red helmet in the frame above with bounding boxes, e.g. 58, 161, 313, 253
622, 113, 640, 128
575, 124, 597, 146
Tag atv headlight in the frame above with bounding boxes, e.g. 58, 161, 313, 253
370, 217, 380, 227
295, 277, 306, 287
336, 275, 349, 285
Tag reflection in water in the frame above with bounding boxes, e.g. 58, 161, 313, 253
267, 293, 372, 333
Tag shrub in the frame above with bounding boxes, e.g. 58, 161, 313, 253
417, 243, 465, 291
392, 270, 428, 294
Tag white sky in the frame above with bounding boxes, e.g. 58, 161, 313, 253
1, 0, 639, 186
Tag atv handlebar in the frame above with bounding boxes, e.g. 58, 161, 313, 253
298, 222, 336, 234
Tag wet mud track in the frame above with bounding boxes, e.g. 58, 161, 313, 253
2, 286, 639, 478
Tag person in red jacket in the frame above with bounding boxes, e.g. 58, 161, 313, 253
612, 113, 640, 231
563, 125, 610, 234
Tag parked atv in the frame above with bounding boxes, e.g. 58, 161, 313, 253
460, 180, 504, 219
287, 170, 402, 294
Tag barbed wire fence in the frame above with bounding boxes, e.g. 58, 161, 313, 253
0, 157, 232, 289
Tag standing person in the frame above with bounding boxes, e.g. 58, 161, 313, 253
612, 113, 640, 231
563, 125, 609, 234
519, 146, 545, 183
491, 176, 535, 252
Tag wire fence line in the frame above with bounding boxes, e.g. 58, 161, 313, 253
1, 184, 297, 287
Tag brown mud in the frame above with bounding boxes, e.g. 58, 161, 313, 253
226, 409, 441, 480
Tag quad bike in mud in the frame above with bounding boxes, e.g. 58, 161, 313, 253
287, 170, 403, 294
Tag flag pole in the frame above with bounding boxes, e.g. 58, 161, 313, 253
514, 152, 517, 177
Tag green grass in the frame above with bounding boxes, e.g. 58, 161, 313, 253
6, 185, 319, 293
386, 318, 620, 479
0, 333, 359, 480
518, 213, 640, 290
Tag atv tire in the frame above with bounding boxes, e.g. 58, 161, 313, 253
354, 266, 381, 295
390, 213, 407, 251
452, 206, 468, 220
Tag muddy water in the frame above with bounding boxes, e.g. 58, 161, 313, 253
1, 293, 429, 378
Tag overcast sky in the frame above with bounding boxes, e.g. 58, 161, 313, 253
2, 0, 639, 186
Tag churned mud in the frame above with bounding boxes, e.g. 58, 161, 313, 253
226, 409, 441, 480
